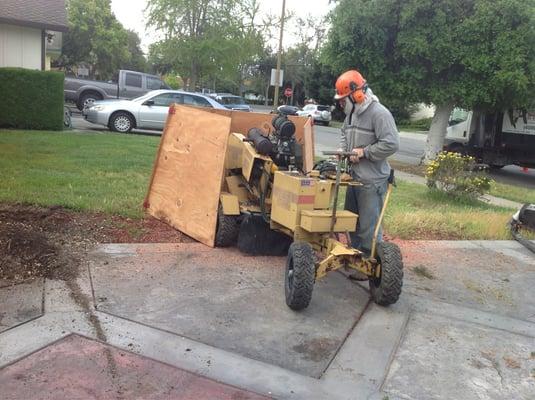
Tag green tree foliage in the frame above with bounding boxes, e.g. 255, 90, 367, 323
307, 61, 337, 106
60, 0, 146, 79
123, 30, 147, 73
146, 0, 266, 91
322, 0, 410, 118
323, 0, 535, 161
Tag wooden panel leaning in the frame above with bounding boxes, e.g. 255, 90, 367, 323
144, 104, 232, 247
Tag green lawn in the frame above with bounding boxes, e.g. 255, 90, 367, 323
0, 130, 159, 218
336, 181, 515, 240
385, 181, 516, 240
0, 129, 522, 239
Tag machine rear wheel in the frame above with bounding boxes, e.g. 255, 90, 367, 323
285, 242, 315, 310
369, 242, 403, 306
215, 207, 239, 247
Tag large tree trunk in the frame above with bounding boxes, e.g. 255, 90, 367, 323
189, 61, 199, 91
422, 102, 455, 164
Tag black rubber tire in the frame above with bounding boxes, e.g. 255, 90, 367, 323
77, 91, 102, 110
215, 208, 239, 247
488, 164, 505, 170
447, 143, 467, 156
369, 242, 403, 306
285, 241, 315, 310
109, 111, 134, 133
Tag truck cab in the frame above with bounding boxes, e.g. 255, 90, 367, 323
445, 108, 535, 169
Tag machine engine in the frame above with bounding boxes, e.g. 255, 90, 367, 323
247, 113, 303, 171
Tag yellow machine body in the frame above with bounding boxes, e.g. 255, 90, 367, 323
219, 133, 378, 282
270, 171, 317, 231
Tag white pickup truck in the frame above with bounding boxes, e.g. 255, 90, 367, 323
445, 108, 535, 169
64, 69, 170, 110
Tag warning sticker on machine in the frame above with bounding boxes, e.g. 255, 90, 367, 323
502, 110, 535, 135
300, 179, 314, 187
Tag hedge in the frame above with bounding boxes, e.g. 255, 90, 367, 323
0, 68, 64, 130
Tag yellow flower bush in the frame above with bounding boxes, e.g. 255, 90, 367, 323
425, 151, 492, 199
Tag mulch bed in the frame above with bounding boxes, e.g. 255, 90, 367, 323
0, 204, 191, 285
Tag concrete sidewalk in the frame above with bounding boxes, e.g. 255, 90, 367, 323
1, 241, 534, 399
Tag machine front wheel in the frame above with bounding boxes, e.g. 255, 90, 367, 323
369, 242, 403, 306
215, 207, 239, 247
285, 241, 315, 310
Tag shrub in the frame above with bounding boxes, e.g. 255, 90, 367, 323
426, 152, 492, 199
0, 68, 64, 130
162, 74, 183, 89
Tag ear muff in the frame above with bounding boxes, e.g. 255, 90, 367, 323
350, 82, 368, 104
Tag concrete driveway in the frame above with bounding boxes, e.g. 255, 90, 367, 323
1, 240, 534, 399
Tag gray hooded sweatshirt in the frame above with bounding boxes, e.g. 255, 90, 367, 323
339, 93, 400, 184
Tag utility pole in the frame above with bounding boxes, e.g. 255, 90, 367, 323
273, 0, 286, 108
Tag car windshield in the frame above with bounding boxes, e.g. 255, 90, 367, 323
218, 96, 245, 105
317, 105, 330, 111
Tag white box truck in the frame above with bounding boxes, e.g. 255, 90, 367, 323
444, 108, 535, 169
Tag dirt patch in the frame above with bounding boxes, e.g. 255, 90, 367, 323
0, 204, 191, 286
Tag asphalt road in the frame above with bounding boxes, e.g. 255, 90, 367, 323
71, 114, 535, 189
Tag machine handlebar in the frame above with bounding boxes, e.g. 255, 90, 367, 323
322, 151, 357, 158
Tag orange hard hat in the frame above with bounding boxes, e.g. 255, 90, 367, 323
334, 70, 368, 103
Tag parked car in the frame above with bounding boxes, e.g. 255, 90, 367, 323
208, 93, 251, 112
297, 104, 332, 125
83, 90, 227, 133
274, 105, 300, 115
65, 70, 171, 110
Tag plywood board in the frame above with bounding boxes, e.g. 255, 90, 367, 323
144, 105, 231, 247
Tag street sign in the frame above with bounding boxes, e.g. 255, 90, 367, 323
284, 87, 293, 98
270, 69, 284, 87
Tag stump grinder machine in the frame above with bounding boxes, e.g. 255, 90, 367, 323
215, 113, 403, 310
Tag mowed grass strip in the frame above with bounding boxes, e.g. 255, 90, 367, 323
0, 130, 159, 218
337, 181, 516, 240
385, 181, 515, 240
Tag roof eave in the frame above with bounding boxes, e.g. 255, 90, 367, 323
0, 17, 68, 32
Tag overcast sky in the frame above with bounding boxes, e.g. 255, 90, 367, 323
110, 0, 333, 52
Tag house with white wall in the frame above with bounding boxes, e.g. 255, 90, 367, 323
0, 0, 68, 71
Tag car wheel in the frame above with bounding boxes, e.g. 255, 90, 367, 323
77, 92, 102, 111
109, 112, 134, 133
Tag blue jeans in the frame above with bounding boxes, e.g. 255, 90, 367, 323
344, 179, 388, 255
